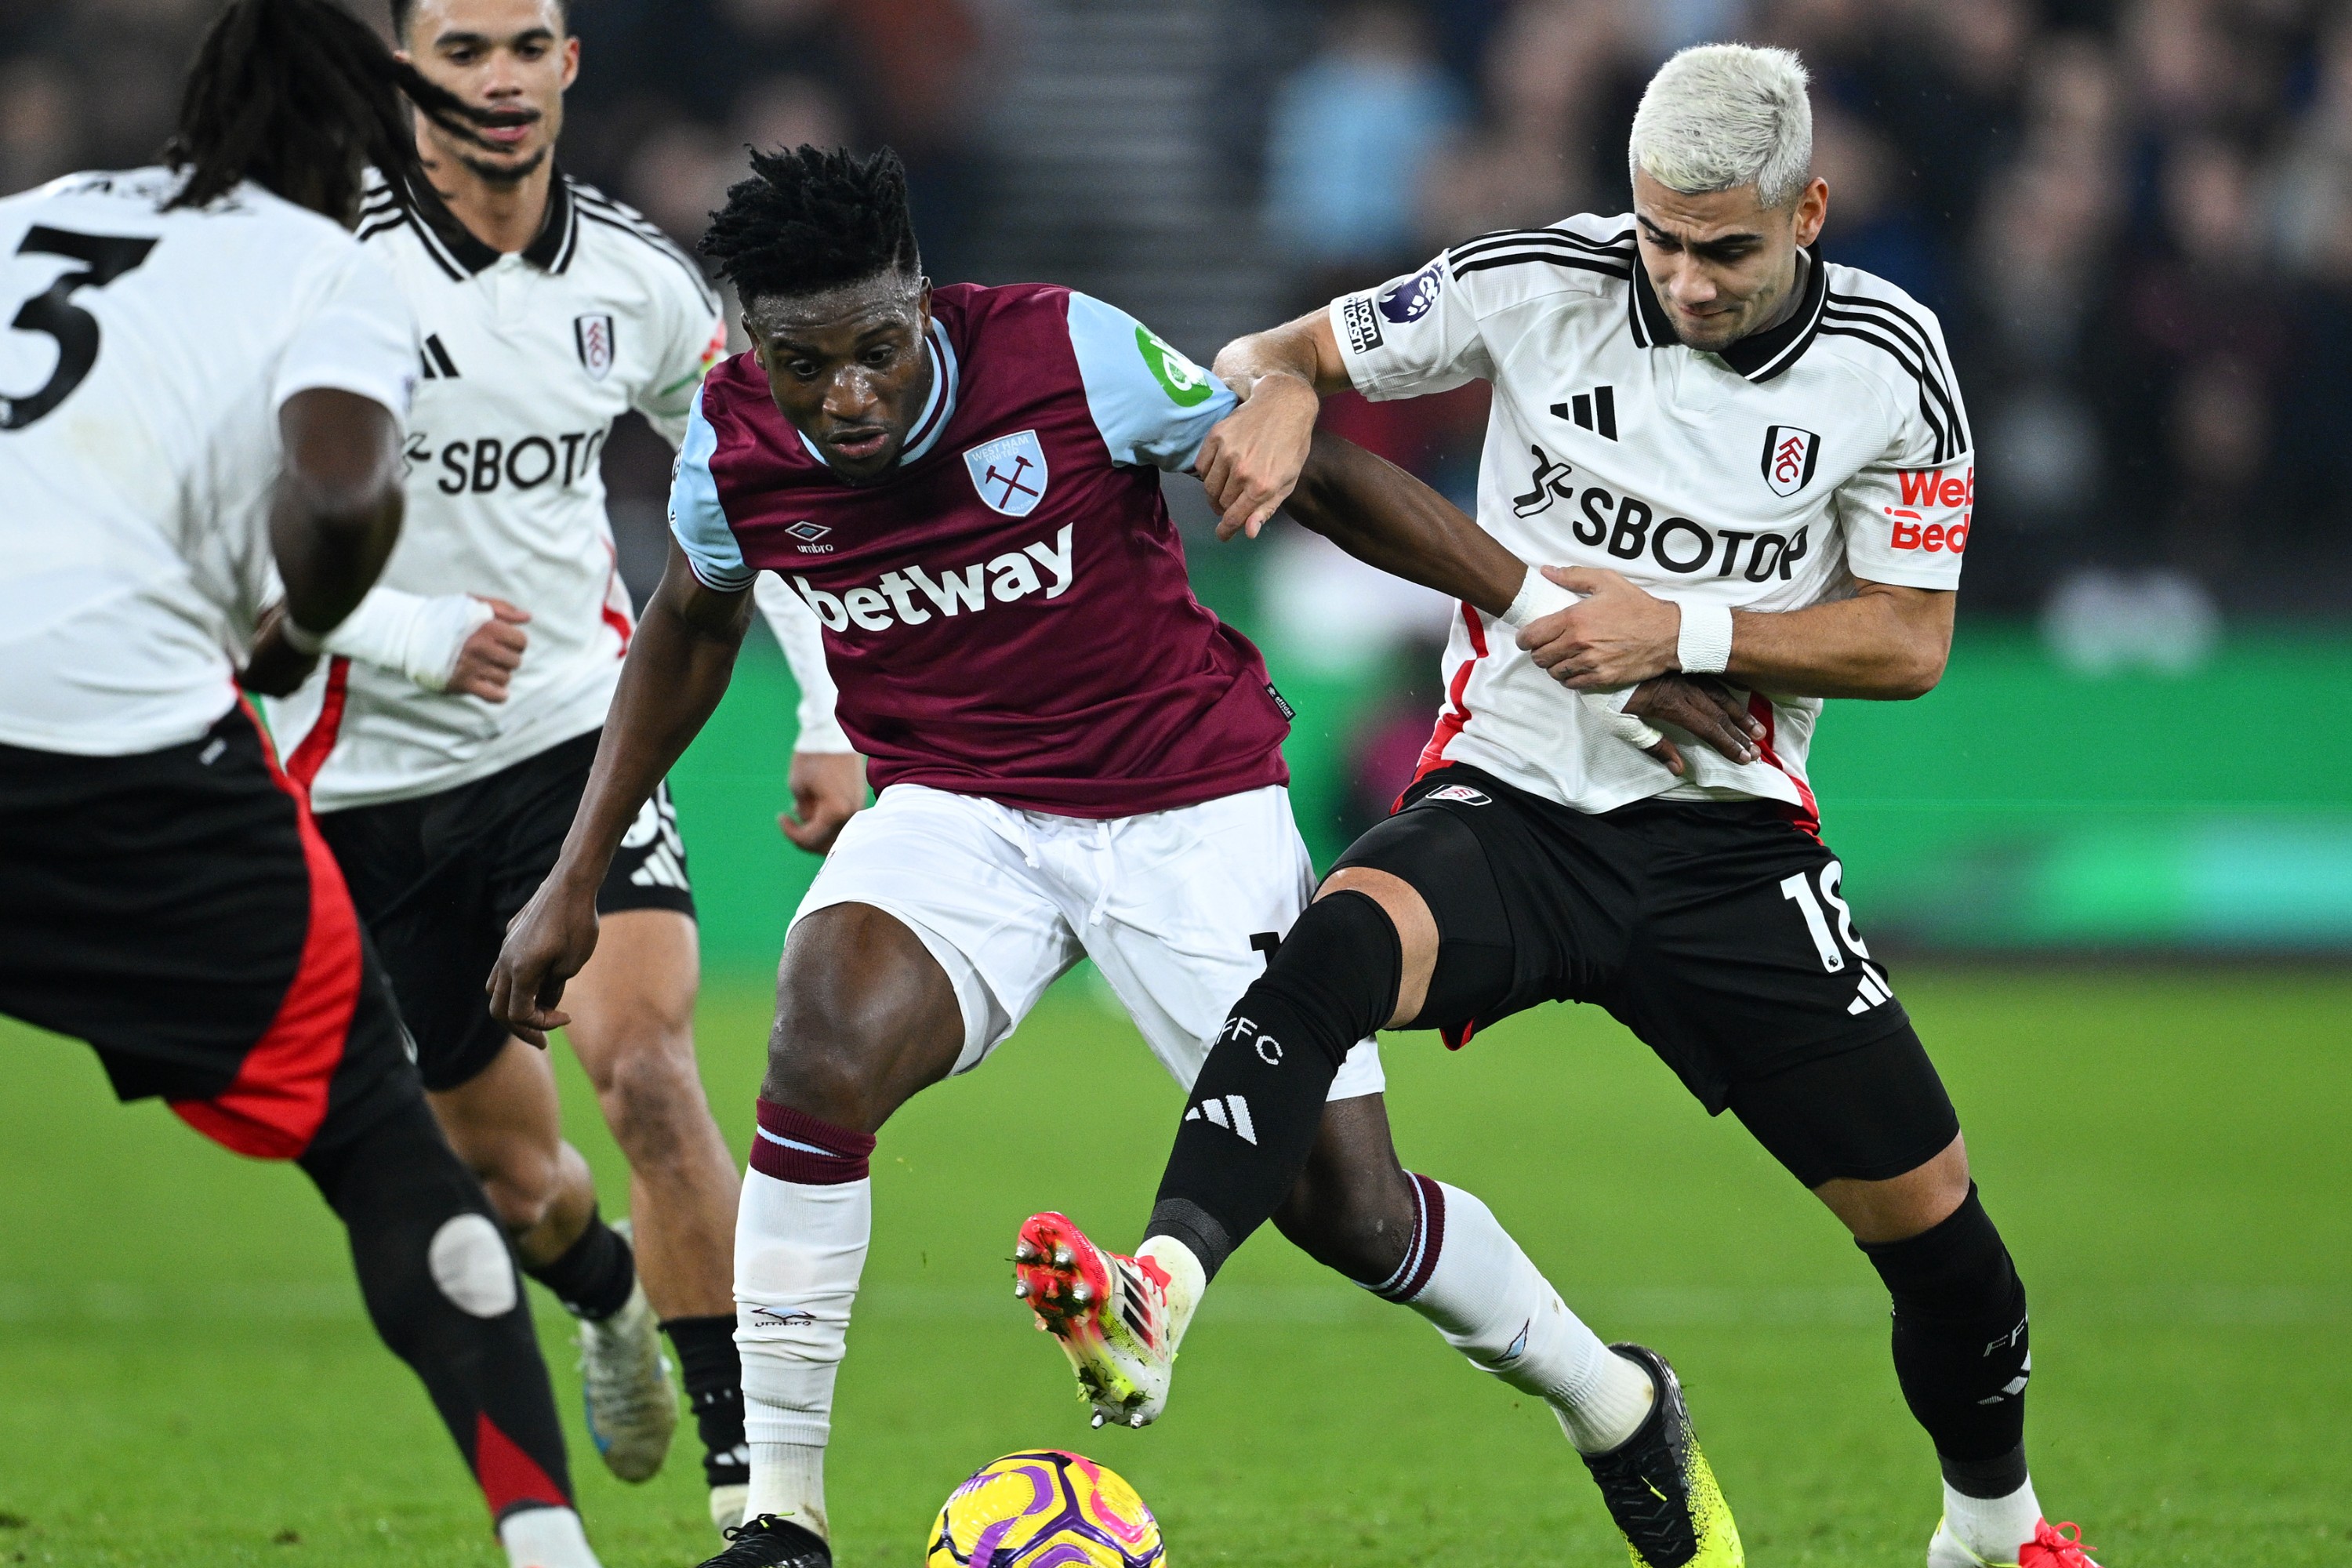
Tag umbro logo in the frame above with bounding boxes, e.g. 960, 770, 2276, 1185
1550, 385, 1618, 441
1183, 1094, 1257, 1144
784, 521, 831, 543
749, 1306, 815, 1327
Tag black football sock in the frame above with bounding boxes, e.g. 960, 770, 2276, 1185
663, 1313, 750, 1489
1860, 1183, 2032, 1497
1145, 890, 1401, 1281
299, 1096, 574, 1523
525, 1208, 636, 1321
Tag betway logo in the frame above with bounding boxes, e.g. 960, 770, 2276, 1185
791, 524, 1074, 632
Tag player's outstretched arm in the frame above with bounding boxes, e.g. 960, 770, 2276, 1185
1197, 307, 1354, 540
488, 539, 753, 1044
1283, 431, 1762, 768
242, 388, 406, 695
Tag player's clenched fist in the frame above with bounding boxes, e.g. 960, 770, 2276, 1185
1195, 372, 1320, 541
487, 873, 601, 1047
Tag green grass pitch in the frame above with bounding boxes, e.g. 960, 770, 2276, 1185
2, 970, 2347, 1566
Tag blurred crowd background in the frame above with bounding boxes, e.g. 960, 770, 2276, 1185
6, 0, 2351, 948
12, 0, 2352, 630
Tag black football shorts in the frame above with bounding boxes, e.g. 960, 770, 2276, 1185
0, 706, 419, 1160
314, 728, 695, 1093
1331, 762, 1958, 1188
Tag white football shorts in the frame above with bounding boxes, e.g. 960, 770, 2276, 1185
789, 782, 1384, 1099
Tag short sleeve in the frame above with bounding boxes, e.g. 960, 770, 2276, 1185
1327, 251, 1493, 402
271, 241, 416, 424
1065, 292, 1238, 470
667, 385, 753, 592
1837, 336, 1974, 590
635, 287, 726, 451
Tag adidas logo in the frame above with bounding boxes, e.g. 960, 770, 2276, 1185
1183, 1094, 1256, 1145
1550, 384, 1617, 440
419, 333, 459, 379
1847, 963, 1896, 1015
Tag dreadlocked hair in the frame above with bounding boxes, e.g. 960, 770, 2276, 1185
699, 145, 922, 306
165, 0, 493, 220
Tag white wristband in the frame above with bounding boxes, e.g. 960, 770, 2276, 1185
1676, 601, 1733, 675
280, 616, 327, 656
1500, 564, 1578, 629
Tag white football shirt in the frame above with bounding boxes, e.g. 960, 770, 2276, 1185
267, 171, 728, 811
1333, 215, 1973, 822
0, 168, 415, 757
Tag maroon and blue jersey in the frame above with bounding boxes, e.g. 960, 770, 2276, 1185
670, 282, 1290, 818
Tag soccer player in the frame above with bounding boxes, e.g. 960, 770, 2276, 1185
0, 3, 602, 1565
260, 0, 818, 1527
1020, 44, 2102, 1568
485, 146, 1761, 1568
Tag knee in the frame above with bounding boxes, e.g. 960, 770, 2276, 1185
1272, 1161, 1418, 1285
759, 1026, 884, 1133
595, 1035, 708, 1163
468, 1142, 563, 1239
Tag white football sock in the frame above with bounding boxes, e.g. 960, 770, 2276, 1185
735, 1167, 869, 1541
1944, 1475, 2042, 1563
1136, 1234, 1206, 1349
498, 1504, 600, 1568
1374, 1177, 1653, 1454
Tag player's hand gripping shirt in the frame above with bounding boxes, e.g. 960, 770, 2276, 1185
1336, 217, 1973, 823
671, 283, 1290, 817
0, 168, 416, 756
267, 172, 725, 810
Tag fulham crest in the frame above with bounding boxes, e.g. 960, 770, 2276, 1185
1761, 425, 1820, 497
964, 430, 1049, 517
574, 313, 615, 381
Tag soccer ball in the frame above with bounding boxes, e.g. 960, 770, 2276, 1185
925, 1449, 1166, 1567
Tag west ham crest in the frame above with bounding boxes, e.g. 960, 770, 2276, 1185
1760, 425, 1820, 497
964, 430, 1049, 517
574, 313, 615, 381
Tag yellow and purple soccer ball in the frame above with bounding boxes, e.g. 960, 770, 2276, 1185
925, 1450, 1166, 1568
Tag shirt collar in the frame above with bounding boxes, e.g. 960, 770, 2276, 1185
794, 318, 960, 471
1627, 241, 1828, 383
409, 166, 578, 276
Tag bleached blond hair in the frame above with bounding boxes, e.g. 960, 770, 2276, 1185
1628, 43, 1814, 210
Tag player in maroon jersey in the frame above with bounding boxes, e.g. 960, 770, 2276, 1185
486, 147, 1755, 1568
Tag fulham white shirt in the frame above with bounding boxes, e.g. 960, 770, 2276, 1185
0, 168, 415, 756
268, 171, 728, 811
1333, 215, 1974, 821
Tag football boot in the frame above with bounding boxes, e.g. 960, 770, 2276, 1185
1012, 1211, 1175, 1428
1580, 1343, 1744, 1568
694, 1513, 830, 1568
1929, 1517, 2102, 1568
576, 1220, 678, 1483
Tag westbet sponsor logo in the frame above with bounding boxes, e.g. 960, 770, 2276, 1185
790, 524, 1075, 633
1884, 465, 1973, 554
1513, 445, 1814, 581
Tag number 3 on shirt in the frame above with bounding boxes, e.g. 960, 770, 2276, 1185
2, 226, 157, 430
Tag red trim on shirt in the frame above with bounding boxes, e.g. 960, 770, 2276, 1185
169, 702, 363, 1160
283, 655, 350, 792
1748, 692, 1821, 839
600, 544, 634, 655
1406, 601, 1490, 797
